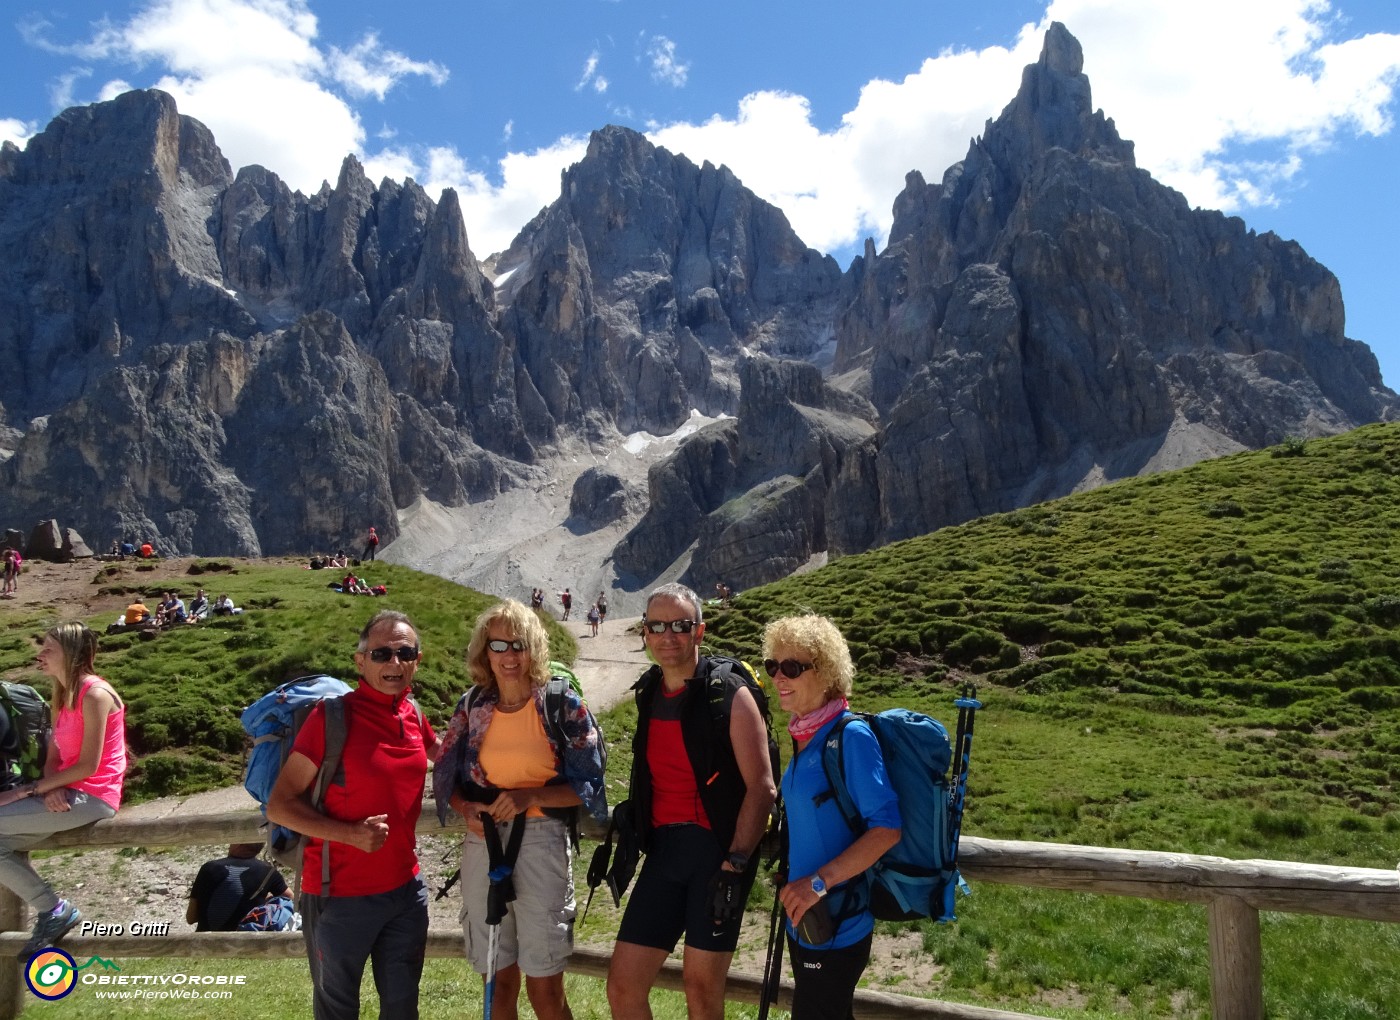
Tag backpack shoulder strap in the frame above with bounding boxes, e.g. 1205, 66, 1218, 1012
817, 714, 864, 836
310, 696, 348, 896
543, 676, 570, 747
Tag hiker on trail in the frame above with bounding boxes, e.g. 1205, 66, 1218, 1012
363, 526, 379, 562
266, 609, 442, 1020
187, 842, 287, 932
530, 588, 545, 612
766, 614, 901, 1020
433, 599, 607, 1020
557, 588, 572, 620
0, 622, 127, 956
1, 548, 17, 598
587, 603, 601, 637
607, 582, 777, 1020
596, 591, 608, 628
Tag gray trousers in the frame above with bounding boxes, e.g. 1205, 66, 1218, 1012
301, 876, 429, 1020
0, 790, 116, 910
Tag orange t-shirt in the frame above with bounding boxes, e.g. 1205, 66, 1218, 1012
480, 705, 557, 819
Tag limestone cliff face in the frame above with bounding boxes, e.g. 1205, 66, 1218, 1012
827, 23, 1394, 545
495, 125, 843, 437
613, 23, 1396, 590
0, 25, 1395, 571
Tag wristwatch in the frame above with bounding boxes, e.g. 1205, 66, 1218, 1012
810, 875, 827, 898
726, 851, 749, 872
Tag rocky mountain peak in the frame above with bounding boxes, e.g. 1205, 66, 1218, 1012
0, 28, 1394, 581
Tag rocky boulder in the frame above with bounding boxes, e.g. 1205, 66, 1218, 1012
568, 468, 644, 531
26, 519, 62, 561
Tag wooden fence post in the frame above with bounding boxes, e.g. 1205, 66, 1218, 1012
0, 864, 25, 1020
1207, 895, 1262, 1020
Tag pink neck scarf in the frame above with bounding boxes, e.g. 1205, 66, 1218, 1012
788, 696, 849, 744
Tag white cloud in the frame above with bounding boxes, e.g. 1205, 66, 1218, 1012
326, 32, 448, 101
0, 118, 36, 151
637, 1, 1400, 255
363, 136, 588, 258
647, 35, 689, 87
50, 68, 93, 111
12, 0, 445, 193
1031, 0, 1400, 212
577, 52, 602, 92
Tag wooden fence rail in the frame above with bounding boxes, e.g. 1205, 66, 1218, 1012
4, 805, 1397, 1019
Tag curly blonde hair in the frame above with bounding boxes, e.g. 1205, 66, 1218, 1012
466, 599, 551, 691
761, 614, 854, 701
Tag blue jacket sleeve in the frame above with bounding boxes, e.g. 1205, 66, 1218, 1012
840, 720, 903, 832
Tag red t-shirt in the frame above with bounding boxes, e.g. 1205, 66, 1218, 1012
646, 684, 711, 829
292, 683, 435, 896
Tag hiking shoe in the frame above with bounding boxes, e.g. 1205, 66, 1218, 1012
23, 900, 81, 956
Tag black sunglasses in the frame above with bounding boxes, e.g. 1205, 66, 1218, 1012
487, 639, 527, 653
368, 645, 420, 663
764, 658, 815, 679
644, 619, 696, 634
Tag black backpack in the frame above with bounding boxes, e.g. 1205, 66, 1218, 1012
0, 682, 52, 791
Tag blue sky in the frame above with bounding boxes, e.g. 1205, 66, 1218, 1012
4, 0, 1399, 389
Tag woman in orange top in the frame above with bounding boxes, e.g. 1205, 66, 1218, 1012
434, 600, 606, 1020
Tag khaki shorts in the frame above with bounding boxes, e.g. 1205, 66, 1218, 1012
460, 816, 575, 977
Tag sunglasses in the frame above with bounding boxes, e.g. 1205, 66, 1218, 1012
487, 639, 527, 653
644, 619, 696, 634
764, 658, 815, 679
368, 645, 420, 663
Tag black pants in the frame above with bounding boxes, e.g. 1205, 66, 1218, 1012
787, 930, 873, 1020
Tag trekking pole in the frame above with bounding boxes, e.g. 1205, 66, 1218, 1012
947, 685, 982, 864
757, 806, 787, 1020
480, 814, 526, 1020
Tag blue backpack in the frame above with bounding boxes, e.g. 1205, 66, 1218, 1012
820, 691, 981, 922
241, 675, 353, 890
236, 893, 299, 932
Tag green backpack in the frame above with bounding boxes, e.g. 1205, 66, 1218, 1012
0, 682, 52, 790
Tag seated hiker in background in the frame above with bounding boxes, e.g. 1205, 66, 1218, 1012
212, 594, 240, 616
187, 843, 288, 931
433, 599, 607, 1020
155, 590, 187, 628
124, 600, 151, 626
767, 614, 901, 1020
187, 589, 209, 623
0, 623, 127, 955
329, 551, 348, 568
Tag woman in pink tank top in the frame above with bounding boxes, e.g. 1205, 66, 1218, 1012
0, 622, 127, 956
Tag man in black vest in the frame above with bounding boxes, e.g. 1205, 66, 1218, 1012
607, 583, 777, 1020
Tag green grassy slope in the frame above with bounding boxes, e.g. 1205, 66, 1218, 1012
698, 422, 1400, 867
0, 561, 577, 799
5, 423, 1399, 1018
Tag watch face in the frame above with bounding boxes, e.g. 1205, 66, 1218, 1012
811, 876, 826, 894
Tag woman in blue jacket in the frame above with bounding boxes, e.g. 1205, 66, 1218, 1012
767, 614, 902, 1020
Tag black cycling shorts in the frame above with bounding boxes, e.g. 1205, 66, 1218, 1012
616, 824, 754, 954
